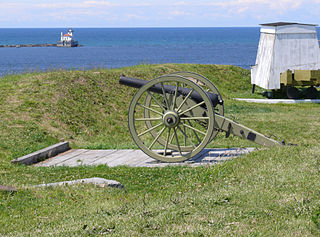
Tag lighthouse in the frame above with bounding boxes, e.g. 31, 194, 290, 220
57, 28, 78, 47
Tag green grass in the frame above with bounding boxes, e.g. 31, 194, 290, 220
0, 64, 319, 236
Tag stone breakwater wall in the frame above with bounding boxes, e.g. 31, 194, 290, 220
0, 44, 81, 48
0, 43, 57, 48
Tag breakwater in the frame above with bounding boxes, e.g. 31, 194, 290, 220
0, 43, 56, 48
0, 43, 81, 48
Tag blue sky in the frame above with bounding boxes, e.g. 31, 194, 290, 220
1, 0, 320, 27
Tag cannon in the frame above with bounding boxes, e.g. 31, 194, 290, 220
120, 72, 284, 162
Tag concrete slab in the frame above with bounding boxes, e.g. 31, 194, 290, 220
36, 148, 254, 168
234, 98, 320, 104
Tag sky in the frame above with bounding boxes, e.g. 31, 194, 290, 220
0, 0, 320, 28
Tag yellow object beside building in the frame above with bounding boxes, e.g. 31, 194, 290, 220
280, 70, 320, 86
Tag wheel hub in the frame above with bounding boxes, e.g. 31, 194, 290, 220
163, 111, 180, 128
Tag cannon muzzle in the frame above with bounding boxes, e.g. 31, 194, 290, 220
119, 76, 221, 107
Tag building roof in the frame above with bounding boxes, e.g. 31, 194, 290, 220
260, 22, 317, 27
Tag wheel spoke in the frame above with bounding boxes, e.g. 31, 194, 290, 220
138, 122, 163, 137
173, 128, 182, 155
177, 125, 196, 148
135, 117, 162, 121
183, 125, 187, 146
179, 101, 205, 116
160, 83, 170, 109
187, 120, 201, 143
137, 103, 163, 116
148, 126, 166, 149
181, 122, 206, 136
164, 128, 171, 156
169, 130, 175, 144
150, 104, 161, 108
176, 88, 194, 112
147, 91, 166, 111
171, 82, 179, 110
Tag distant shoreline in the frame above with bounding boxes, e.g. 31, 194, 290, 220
0, 43, 81, 48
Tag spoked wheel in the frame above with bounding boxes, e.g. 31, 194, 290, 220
128, 75, 215, 162
168, 71, 224, 142
144, 71, 223, 146
168, 72, 224, 116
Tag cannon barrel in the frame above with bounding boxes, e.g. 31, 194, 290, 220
119, 76, 221, 107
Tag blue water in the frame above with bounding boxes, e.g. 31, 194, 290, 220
0, 28, 319, 77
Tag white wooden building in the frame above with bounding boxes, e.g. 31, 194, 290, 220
251, 22, 320, 90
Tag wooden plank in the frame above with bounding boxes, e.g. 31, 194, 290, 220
80, 150, 118, 165
35, 148, 254, 168
132, 155, 159, 167
11, 142, 70, 165
37, 149, 87, 166
104, 150, 138, 167
133, 149, 205, 167
89, 150, 120, 165
122, 150, 151, 167
57, 150, 103, 167
89, 150, 134, 166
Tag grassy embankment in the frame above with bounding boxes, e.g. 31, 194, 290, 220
0, 64, 319, 236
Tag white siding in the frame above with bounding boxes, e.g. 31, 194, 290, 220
251, 33, 275, 89
251, 24, 320, 90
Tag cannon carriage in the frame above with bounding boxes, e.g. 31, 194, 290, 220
120, 72, 284, 162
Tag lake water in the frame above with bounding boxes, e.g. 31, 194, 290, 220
0, 27, 319, 77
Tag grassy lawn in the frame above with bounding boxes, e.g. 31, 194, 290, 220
0, 64, 319, 236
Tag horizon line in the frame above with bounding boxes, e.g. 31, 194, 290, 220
0, 26, 264, 29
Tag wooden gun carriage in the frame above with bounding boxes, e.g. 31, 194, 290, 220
120, 72, 284, 162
